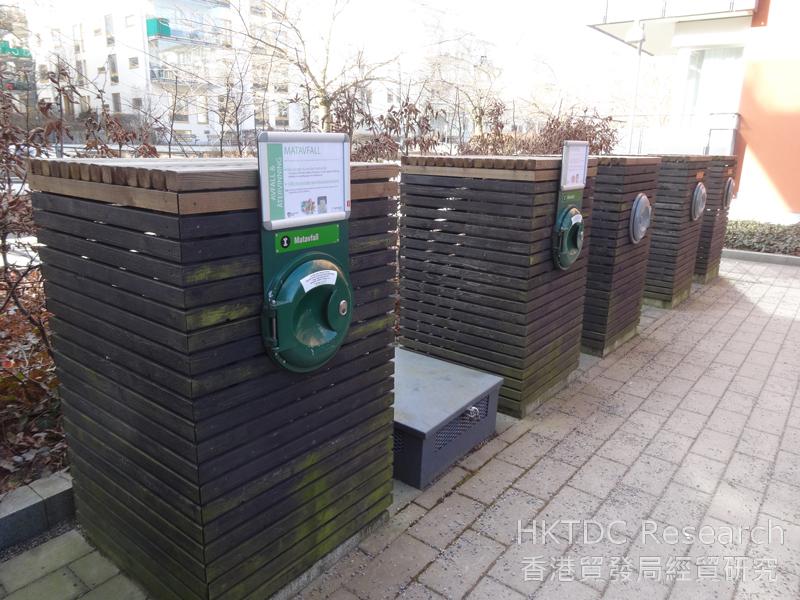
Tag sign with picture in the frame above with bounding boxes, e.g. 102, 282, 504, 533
560, 140, 590, 191
257, 132, 350, 230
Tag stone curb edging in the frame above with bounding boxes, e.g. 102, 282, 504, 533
0, 470, 74, 552
722, 248, 800, 266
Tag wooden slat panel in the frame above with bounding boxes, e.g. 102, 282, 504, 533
29, 174, 179, 212
399, 166, 594, 416
404, 165, 544, 181
205, 435, 390, 559
35, 172, 398, 600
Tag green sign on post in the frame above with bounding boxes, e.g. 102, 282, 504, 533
274, 223, 341, 254
257, 132, 352, 372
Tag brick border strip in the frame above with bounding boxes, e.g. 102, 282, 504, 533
0, 471, 74, 551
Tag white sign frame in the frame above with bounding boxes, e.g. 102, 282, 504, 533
257, 131, 351, 230
560, 140, 590, 191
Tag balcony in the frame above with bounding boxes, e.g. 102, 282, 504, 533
146, 18, 231, 48
589, 0, 758, 54
150, 67, 178, 82
149, 68, 206, 86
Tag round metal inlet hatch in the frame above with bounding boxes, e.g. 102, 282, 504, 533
629, 192, 652, 244
266, 256, 352, 372
553, 206, 585, 270
691, 182, 707, 221
723, 177, 735, 209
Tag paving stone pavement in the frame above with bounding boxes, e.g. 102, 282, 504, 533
299, 258, 800, 600
0, 529, 147, 599
1, 258, 799, 600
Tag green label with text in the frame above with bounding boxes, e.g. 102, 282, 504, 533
267, 142, 285, 220
275, 223, 340, 254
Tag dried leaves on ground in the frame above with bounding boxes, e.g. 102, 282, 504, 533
0, 271, 63, 493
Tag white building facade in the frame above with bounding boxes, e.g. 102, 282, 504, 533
22, 0, 305, 149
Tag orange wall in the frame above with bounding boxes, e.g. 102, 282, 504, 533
735, 0, 800, 219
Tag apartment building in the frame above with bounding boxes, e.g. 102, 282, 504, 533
21, 0, 303, 147
0, 3, 37, 113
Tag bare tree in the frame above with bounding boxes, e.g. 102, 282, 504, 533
231, 0, 392, 133
208, 53, 256, 156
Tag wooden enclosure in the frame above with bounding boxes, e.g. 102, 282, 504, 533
695, 155, 737, 283
29, 158, 398, 600
398, 155, 597, 418
645, 155, 710, 308
583, 156, 660, 356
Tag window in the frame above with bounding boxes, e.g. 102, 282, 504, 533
174, 98, 189, 122
93, 28, 102, 37
37, 64, 49, 81
276, 102, 289, 127
79, 96, 90, 113
196, 97, 208, 124
97, 66, 106, 75
174, 129, 193, 142
125, 15, 136, 27
76, 60, 87, 84
63, 97, 75, 119
72, 24, 83, 53
111, 92, 121, 113
128, 57, 139, 69
105, 14, 114, 45
683, 47, 744, 116
217, 94, 229, 114
107, 54, 119, 83
273, 64, 288, 93
218, 19, 232, 46
132, 97, 142, 110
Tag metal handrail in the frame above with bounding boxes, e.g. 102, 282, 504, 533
600, 0, 755, 24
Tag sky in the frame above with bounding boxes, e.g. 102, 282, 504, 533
290, 0, 669, 117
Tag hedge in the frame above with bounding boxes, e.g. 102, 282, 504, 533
725, 220, 800, 256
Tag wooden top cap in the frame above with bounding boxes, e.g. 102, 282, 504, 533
27, 158, 399, 215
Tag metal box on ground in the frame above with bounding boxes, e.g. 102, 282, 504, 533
583, 156, 660, 356
645, 155, 709, 309
29, 158, 399, 600
695, 155, 737, 284
393, 348, 501, 489
398, 155, 597, 417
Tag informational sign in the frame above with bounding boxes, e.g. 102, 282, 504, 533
560, 140, 590, 191
257, 132, 350, 230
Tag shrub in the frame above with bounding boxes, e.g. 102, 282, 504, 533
460, 102, 619, 156
725, 220, 800, 256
